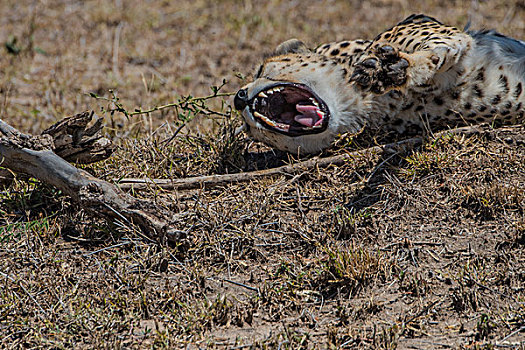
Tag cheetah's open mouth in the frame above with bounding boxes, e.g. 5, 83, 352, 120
249, 83, 330, 136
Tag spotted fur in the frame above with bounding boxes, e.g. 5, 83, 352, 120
236, 14, 525, 154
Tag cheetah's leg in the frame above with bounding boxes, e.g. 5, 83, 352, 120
351, 14, 472, 94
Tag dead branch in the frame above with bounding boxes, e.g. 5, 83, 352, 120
117, 124, 492, 191
0, 113, 182, 243
41, 110, 115, 164
0, 111, 114, 187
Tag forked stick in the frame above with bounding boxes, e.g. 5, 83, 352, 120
0, 113, 182, 243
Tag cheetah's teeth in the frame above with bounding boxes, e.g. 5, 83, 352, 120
254, 111, 276, 127
266, 87, 284, 95
254, 110, 290, 131
254, 111, 266, 119
251, 84, 327, 133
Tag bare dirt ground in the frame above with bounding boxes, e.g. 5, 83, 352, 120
1, 0, 524, 348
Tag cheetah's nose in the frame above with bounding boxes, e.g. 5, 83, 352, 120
234, 88, 249, 110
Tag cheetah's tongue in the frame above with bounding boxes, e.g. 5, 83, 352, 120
294, 104, 323, 127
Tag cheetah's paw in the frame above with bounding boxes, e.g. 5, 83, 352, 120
351, 44, 409, 94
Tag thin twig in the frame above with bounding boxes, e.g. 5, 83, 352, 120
117, 124, 491, 191
83, 241, 134, 257
499, 325, 525, 343
380, 241, 444, 251
161, 123, 186, 144
223, 278, 260, 294
466, 276, 516, 302
112, 22, 124, 79
127, 92, 234, 117
403, 298, 444, 327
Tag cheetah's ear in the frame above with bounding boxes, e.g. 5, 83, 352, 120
274, 39, 310, 56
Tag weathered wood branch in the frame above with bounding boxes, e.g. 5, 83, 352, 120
42, 111, 115, 164
117, 124, 492, 191
0, 111, 114, 164
0, 111, 114, 187
0, 113, 182, 243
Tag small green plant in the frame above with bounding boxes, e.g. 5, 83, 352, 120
90, 80, 248, 177
475, 314, 495, 341
317, 244, 388, 297
401, 149, 451, 178
4, 10, 41, 56
89, 79, 233, 120
331, 206, 374, 239
5, 36, 21, 55
0, 216, 55, 243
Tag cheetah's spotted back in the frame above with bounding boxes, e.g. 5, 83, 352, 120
234, 14, 525, 154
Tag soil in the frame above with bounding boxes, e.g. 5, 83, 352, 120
0, 0, 524, 348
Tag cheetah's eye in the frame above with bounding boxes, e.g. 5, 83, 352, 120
247, 83, 330, 136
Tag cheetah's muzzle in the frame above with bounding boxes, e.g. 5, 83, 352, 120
236, 83, 330, 136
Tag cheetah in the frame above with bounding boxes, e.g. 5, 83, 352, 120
234, 14, 525, 154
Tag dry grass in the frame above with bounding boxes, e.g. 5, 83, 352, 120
1, 0, 525, 348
